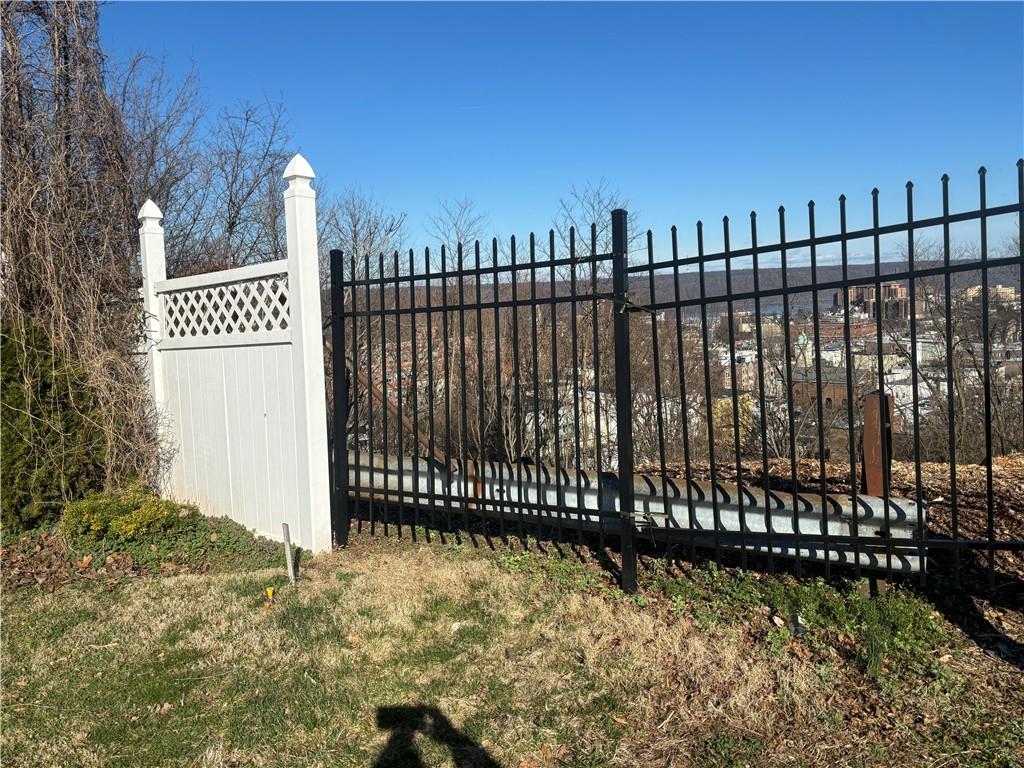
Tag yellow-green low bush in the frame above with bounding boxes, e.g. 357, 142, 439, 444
108, 496, 196, 540
57, 491, 288, 574
60, 491, 197, 545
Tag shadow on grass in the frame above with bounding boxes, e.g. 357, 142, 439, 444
342, 498, 1024, 671
373, 705, 500, 768
344, 498, 623, 567
922, 550, 1024, 672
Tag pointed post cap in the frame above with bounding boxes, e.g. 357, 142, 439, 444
138, 199, 163, 221
283, 153, 315, 181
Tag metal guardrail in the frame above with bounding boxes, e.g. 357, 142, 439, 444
343, 451, 925, 573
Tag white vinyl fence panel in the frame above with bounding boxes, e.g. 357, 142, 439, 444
139, 154, 332, 552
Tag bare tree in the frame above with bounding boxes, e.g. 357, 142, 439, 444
112, 55, 294, 278
2, 3, 162, 501
116, 54, 204, 231
429, 198, 487, 259
884, 237, 1023, 463
140, 98, 293, 276
319, 189, 406, 287
320, 189, 407, 453
552, 181, 642, 467
1, 3, 331, 519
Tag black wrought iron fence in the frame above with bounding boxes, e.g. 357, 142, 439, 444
329, 160, 1024, 593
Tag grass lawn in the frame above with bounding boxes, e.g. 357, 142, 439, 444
2, 528, 1022, 767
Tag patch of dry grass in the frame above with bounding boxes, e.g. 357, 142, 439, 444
2, 530, 1021, 767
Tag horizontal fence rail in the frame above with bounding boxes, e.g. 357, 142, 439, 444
329, 160, 1024, 592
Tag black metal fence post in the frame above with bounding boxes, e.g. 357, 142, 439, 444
611, 209, 638, 593
330, 249, 350, 547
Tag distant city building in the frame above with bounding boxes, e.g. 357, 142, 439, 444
790, 366, 867, 414
800, 318, 876, 342
719, 310, 756, 336
714, 310, 786, 343
832, 283, 911, 320
964, 283, 1019, 303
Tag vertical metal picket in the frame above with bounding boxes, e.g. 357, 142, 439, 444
330, 249, 350, 546
323, 159, 1024, 591
611, 209, 638, 593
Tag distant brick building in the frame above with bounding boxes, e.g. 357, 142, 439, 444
832, 283, 911, 320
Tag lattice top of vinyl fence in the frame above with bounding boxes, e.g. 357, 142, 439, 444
163, 274, 290, 339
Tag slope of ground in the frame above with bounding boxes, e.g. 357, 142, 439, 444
2, 529, 1021, 767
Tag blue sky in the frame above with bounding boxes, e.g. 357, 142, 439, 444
102, 1, 1023, 259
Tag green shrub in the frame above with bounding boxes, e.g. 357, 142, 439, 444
108, 497, 195, 540
61, 491, 196, 545
1, 325, 106, 531
60, 493, 138, 543
58, 491, 289, 574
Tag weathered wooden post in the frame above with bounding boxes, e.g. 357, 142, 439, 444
861, 391, 893, 497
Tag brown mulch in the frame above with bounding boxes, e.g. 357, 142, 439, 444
1, 532, 136, 592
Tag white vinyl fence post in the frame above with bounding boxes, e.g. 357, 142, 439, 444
138, 199, 167, 411
283, 154, 333, 553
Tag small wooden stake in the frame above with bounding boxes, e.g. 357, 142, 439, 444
282, 523, 296, 585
